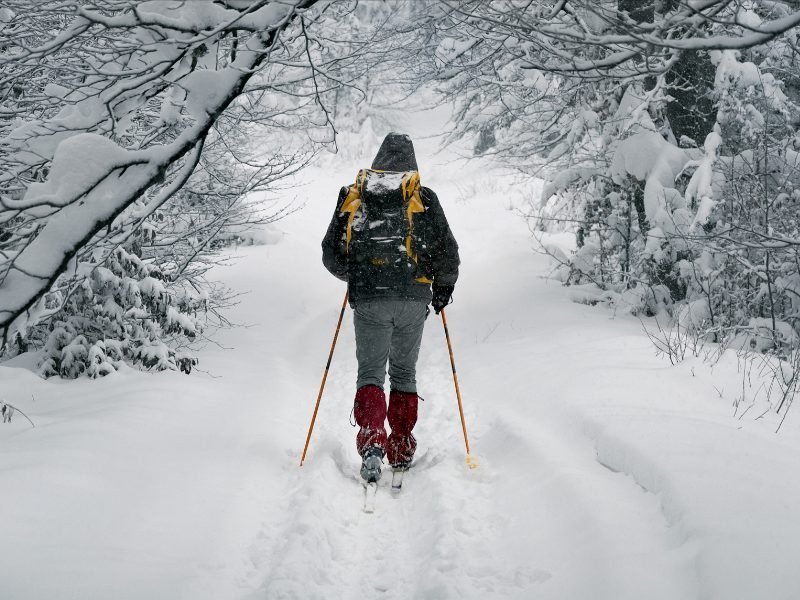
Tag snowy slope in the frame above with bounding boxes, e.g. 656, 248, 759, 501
2, 110, 800, 600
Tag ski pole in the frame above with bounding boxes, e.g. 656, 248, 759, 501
300, 291, 348, 466
441, 308, 478, 469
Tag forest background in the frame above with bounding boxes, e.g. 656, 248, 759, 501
2, 1, 800, 414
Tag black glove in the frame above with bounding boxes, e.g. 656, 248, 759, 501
432, 284, 455, 314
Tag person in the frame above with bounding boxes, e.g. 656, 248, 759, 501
321, 132, 460, 482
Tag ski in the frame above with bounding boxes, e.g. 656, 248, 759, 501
391, 466, 408, 492
362, 481, 378, 513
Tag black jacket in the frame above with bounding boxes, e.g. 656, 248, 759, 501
322, 133, 459, 306
322, 184, 459, 306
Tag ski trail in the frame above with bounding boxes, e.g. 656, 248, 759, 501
244, 306, 680, 600
242, 336, 469, 600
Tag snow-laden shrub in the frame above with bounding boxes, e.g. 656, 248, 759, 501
34, 246, 205, 379
541, 38, 800, 360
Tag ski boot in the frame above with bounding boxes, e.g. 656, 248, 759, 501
360, 446, 385, 483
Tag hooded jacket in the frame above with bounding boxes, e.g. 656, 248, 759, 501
322, 133, 460, 306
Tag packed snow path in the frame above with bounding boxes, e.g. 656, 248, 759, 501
2, 124, 800, 600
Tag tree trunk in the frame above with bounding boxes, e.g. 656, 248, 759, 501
665, 50, 717, 145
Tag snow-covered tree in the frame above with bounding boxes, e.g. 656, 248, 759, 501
420, 2, 800, 331
0, 0, 359, 375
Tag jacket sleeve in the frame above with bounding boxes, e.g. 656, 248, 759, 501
421, 187, 460, 287
321, 186, 349, 282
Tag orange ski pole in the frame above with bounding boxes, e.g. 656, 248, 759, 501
441, 308, 478, 469
300, 291, 348, 466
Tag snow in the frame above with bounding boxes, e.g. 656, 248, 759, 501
166, 305, 198, 335
540, 166, 600, 202
713, 49, 762, 89
138, 276, 166, 298
43, 83, 70, 99
675, 298, 712, 331
737, 7, 762, 30
365, 170, 408, 193
135, 0, 238, 29
711, 49, 788, 110
183, 69, 242, 121
15, 133, 130, 211
4, 97, 108, 166
435, 37, 481, 64
2, 109, 800, 600
610, 129, 691, 227
158, 87, 184, 126
684, 126, 723, 230
78, 1, 295, 34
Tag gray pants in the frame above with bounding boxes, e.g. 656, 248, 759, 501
353, 300, 428, 393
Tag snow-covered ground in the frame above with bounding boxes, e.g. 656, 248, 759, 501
2, 112, 800, 600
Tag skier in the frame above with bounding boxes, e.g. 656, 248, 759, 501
322, 132, 460, 483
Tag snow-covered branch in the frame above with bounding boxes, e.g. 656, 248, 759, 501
0, 0, 322, 348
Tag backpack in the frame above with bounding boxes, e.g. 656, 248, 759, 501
338, 169, 433, 286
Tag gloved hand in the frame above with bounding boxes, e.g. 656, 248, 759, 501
432, 284, 455, 314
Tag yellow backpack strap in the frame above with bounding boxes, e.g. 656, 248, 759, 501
401, 171, 432, 283
340, 169, 366, 254
401, 171, 419, 200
